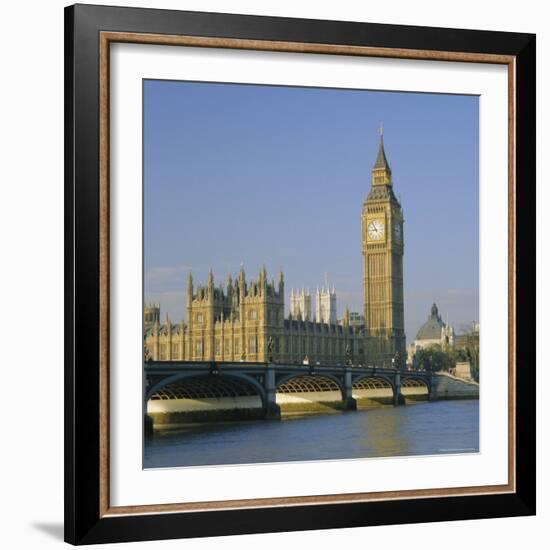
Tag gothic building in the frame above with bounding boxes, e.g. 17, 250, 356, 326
289, 288, 312, 321
145, 130, 405, 367
144, 266, 362, 365
315, 286, 337, 324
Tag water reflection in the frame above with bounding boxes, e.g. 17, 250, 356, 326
144, 400, 479, 469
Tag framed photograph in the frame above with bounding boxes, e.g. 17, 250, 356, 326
65, 3, 536, 545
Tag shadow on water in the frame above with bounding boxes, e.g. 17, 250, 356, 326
144, 400, 479, 469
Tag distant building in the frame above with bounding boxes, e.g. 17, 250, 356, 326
454, 321, 480, 348
144, 303, 160, 326
289, 288, 312, 321
315, 286, 337, 324
339, 310, 364, 330
407, 302, 454, 363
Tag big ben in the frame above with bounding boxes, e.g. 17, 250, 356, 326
361, 128, 406, 366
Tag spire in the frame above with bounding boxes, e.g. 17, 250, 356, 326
373, 128, 391, 172
187, 271, 193, 303
371, 126, 392, 186
207, 268, 214, 288
238, 264, 246, 293
259, 265, 267, 292
278, 269, 284, 295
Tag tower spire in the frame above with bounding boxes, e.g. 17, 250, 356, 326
371, 126, 392, 186
373, 128, 390, 171
187, 271, 193, 304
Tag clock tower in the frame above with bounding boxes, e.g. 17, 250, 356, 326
361, 128, 406, 366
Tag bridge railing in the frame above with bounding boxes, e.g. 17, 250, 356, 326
144, 359, 432, 378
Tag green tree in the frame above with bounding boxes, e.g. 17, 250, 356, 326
412, 344, 454, 373
457, 327, 480, 381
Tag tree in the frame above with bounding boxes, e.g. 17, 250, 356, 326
456, 326, 480, 382
412, 344, 454, 373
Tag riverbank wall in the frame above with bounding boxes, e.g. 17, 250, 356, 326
433, 372, 479, 399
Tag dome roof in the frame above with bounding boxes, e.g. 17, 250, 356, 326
416, 303, 444, 340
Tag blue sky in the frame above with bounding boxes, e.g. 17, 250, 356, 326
144, 80, 479, 342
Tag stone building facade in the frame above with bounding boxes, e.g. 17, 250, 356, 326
289, 288, 312, 321
144, 266, 363, 365
315, 286, 337, 324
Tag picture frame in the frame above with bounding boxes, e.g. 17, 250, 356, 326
64, 3, 536, 545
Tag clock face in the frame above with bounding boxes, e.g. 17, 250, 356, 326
394, 223, 401, 241
367, 219, 385, 241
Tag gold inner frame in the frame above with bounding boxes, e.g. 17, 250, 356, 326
98, 31, 516, 517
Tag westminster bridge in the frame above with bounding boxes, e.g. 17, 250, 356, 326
144, 361, 437, 419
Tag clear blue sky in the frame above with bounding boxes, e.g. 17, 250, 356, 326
144, 80, 479, 342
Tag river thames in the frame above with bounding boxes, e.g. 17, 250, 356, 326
144, 399, 478, 468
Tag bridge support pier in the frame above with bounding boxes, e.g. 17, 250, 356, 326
393, 372, 405, 406
264, 364, 281, 419
428, 373, 438, 401
343, 368, 357, 410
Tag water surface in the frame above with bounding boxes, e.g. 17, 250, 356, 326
144, 400, 479, 468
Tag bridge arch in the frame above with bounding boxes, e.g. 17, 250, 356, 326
400, 375, 431, 401
351, 374, 396, 393
274, 373, 347, 413
275, 373, 345, 399
401, 375, 431, 392
351, 375, 395, 406
145, 372, 267, 406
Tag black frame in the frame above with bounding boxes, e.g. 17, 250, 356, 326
65, 3, 536, 545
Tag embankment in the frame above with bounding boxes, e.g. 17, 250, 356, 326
433, 372, 479, 399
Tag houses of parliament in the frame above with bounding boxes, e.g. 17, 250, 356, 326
144, 130, 406, 367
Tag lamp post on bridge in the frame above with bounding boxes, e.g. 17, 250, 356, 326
345, 344, 352, 367
392, 351, 402, 370
267, 336, 274, 364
